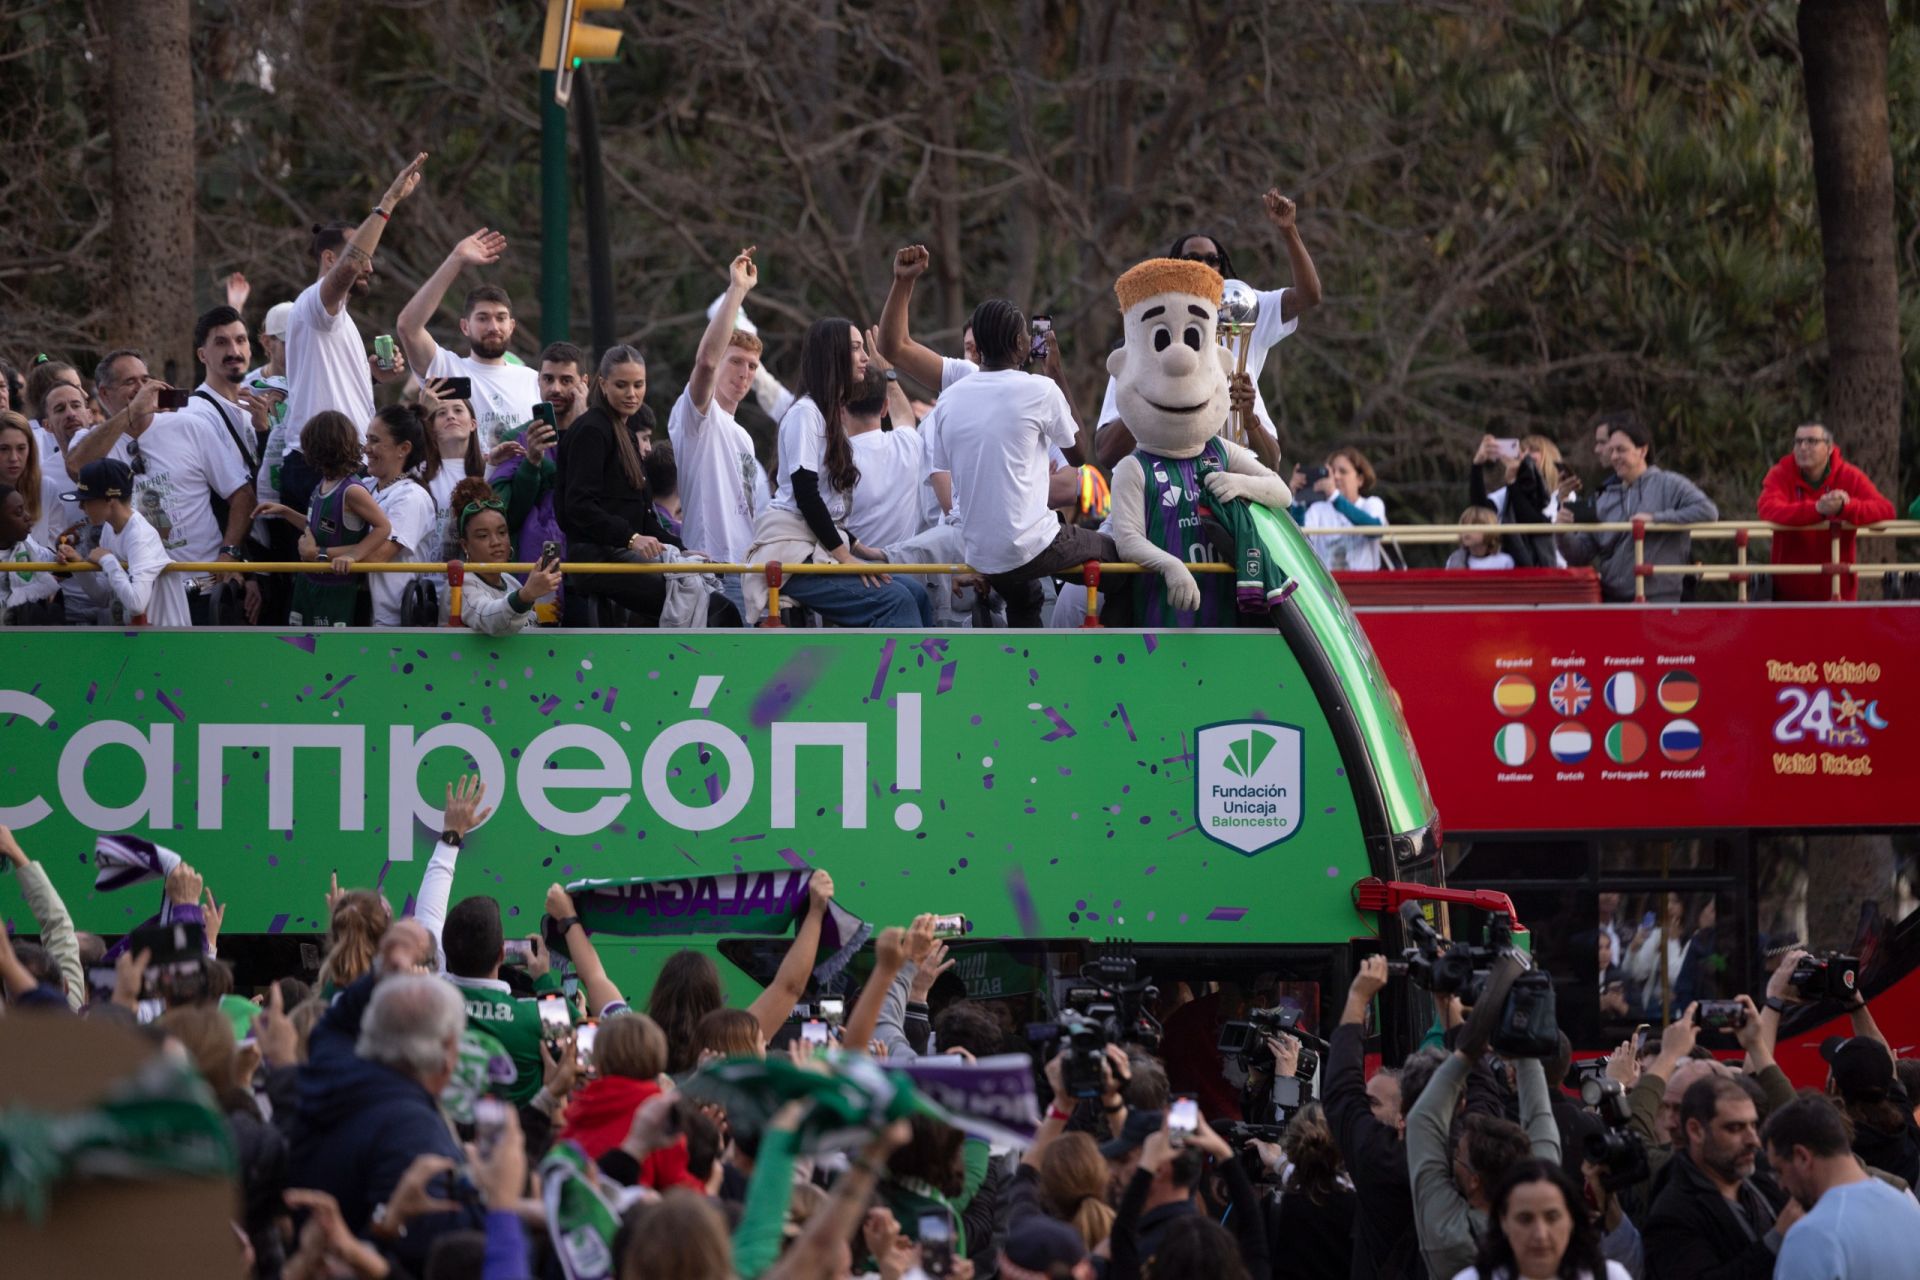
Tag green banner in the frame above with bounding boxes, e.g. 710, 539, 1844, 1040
0, 631, 1371, 946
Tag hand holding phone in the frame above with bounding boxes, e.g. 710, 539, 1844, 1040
918, 1211, 956, 1278
537, 993, 571, 1042
1168, 1095, 1199, 1148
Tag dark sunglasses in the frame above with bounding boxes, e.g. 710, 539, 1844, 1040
126, 435, 147, 476
1182, 252, 1224, 269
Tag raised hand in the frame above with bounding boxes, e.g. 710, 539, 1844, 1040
223, 272, 251, 312
442, 774, 493, 840
166, 860, 204, 906
729, 246, 759, 292
382, 152, 429, 208
453, 228, 508, 267
807, 868, 836, 912
893, 244, 930, 282
865, 327, 894, 375
1263, 189, 1298, 232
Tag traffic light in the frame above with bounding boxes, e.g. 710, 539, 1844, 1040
540, 0, 624, 106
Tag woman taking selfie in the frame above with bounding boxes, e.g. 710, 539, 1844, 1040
445, 477, 561, 635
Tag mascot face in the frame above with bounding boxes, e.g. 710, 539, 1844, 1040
1107, 259, 1233, 461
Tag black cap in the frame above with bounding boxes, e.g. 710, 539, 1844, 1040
1820, 1035, 1894, 1101
1098, 1107, 1164, 1160
1001, 1215, 1088, 1271
61, 458, 134, 503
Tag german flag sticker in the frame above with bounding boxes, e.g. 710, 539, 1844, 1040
1658, 670, 1700, 714
1493, 675, 1536, 717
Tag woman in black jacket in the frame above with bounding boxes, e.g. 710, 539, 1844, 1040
1267, 1102, 1356, 1280
554, 345, 679, 625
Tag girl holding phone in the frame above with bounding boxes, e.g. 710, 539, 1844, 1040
446, 477, 562, 634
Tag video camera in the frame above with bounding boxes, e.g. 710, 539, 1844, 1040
1395, 902, 1558, 1059
1580, 1074, 1650, 1193
1790, 951, 1861, 1003
1218, 1006, 1323, 1087
1031, 948, 1162, 1100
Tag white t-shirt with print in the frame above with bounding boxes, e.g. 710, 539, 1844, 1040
669, 388, 769, 565
369, 476, 437, 626
95, 511, 192, 626
848, 427, 929, 553
1096, 285, 1298, 441
424, 347, 541, 455
1303, 495, 1389, 572
769, 396, 850, 526
78, 414, 248, 581
286, 279, 375, 449
184, 383, 263, 484
925, 369, 1076, 574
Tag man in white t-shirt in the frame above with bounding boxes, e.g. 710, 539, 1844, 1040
669, 248, 772, 612
842, 369, 927, 553
57, 459, 191, 627
281, 153, 427, 514
1094, 191, 1323, 470
397, 229, 542, 455
879, 246, 1107, 627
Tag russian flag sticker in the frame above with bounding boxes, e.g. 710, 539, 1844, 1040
1660, 719, 1703, 762
1549, 721, 1592, 764
1603, 672, 1645, 715
1493, 723, 1537, 766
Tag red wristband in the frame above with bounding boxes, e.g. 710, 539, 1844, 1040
1047, 1105, 1073, 1123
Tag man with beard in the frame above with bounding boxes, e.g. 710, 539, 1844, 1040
1644, 1075, 1799, 1280
397, 228, 541, 454
64, 328, 257, 625
487, 341, 587, 617
278, 153, 426, 514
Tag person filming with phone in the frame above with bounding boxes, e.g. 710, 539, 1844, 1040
445, 477, 563, 634
1468, 432, 1566, 568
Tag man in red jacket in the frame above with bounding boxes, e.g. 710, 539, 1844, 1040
1757, 423, 1894, 601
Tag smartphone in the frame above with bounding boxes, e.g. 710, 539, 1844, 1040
439, 376, 473, 401
1632, 1022, 1652, 1051
932, 913, 968, 940
1304, 464, 1331, 486
1029, 315, 1052, 362
373, 334, 396, 371
155, 388, 191, 411
1168, 1095, 1199, 1147
540, 540, 561, 570
502, 939, 534, 968
1693, 999, 1748, 1031
817, 995, 845, 1025
918, 1211, 955, 1278
473, 1097, 512, 1159
533, 401, 558, 429
801, 1019, 830, 1046
575, 1020, 599, 1069
537, 993, 571, 1041
1494, 437, 1521, 458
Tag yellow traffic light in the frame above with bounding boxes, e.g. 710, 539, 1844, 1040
541, 0, 625, 100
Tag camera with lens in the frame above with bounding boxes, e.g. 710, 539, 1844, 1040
1580, 1074, 1650, 1193
1790, 951, 1861, 1003
1396, 903, 1558, 1059
1032, 948, 1163, 1100
1218, 1005, 1322, 1085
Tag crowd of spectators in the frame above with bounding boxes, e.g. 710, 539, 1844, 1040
5, 802, 1920, 1279
0, 157, 1909, 631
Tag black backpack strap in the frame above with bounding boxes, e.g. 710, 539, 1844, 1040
191, 389, 260, 478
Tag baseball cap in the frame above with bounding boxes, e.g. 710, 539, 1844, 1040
262, 301, 294, 339
61, 459, 134, 503
1000, 1215, 1087, 1273
1098, 1107, 1164, 1160
1820, 1035, 1894, 1100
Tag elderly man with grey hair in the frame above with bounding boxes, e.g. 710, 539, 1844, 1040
289, 919, 487, 1271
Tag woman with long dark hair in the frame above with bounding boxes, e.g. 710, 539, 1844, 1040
752, 318, 930, 627
1267, 1102, 1355, 1280
554, 344, 678, 625
1454, 1159, 1629, 1280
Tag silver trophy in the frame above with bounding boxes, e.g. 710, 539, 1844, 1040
1218, 280, 1260, 438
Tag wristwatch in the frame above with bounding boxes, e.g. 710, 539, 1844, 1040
1763, 995, 1787, 1014
439, 830, 463, 848
218, 545, 245, 561
553, 914, 582, 936
882, 370, 900, 383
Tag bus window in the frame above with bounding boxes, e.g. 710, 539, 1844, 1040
1443, 837, 1591, 883
1606, 890, 1745, 1027
1756, 830, 1920, 971
1598, 835, 1736, 874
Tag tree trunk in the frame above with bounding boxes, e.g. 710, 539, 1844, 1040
104, 0, 195, 385
1798, 0, 1902, 506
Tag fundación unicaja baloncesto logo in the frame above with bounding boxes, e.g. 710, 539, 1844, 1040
1195, 721, 1304, 856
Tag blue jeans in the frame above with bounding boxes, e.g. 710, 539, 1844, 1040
785, 571, 932, 628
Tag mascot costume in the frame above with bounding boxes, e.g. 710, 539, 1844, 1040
1105, 258, 1298, 625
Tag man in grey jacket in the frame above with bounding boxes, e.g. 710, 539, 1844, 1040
1557, 415, 1718, 601
0, 825, 84, 1009
1406, 956, 1562, 1280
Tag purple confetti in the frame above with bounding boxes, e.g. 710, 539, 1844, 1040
705, 774, 722, 804
750, 649, 832, 727
319, 675, 357, 700
1115, 702, 1137, 742
1206, 906, 1248, 922
278, 635, 318, 654
1027, 668, 1039, 686
915, 638, 948, 661
870, 638, 897, 700
936, 662, 958, 695
537, 695, 561, 716
154, 689, 186, 722
777, 847, 811, 870
1143, 634, 1159, 655
401, 893, 417, 918
1006, 867, 1041, 938
1166, 825, 1198, 840
482, 706, 495, 726
1040, 707, 1077, 742
603, 687, 619, 712
729, 834, 766, 843
267, 913, 289, 935
85, 681, 98, 704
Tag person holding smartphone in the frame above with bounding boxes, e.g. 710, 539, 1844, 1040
445, 477, 563, 634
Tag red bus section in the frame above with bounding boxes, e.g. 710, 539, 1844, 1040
1360, 602, 1920, 1080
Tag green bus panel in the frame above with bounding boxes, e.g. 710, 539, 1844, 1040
0, 631, 1384, 961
